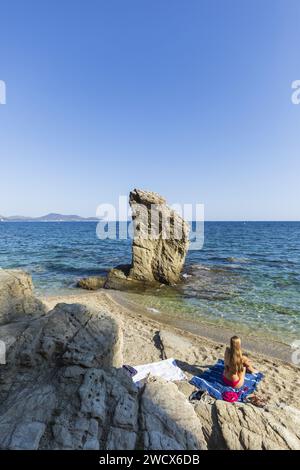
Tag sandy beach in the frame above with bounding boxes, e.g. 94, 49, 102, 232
41, 287, 300, 412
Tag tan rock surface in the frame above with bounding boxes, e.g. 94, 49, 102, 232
105, 189, 190, 288
77, 276, 106, 291
129, 189, 190, 284
0, 269, 45, 324
0, 271, 300, 450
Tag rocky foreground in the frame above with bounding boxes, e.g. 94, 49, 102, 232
0, 270, 300, 450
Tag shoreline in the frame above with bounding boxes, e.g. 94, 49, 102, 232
40, 286, 300, 417
40, 287, 295, 365
107, 289, 294, 364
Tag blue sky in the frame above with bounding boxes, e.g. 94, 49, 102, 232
0, 0, 299, 220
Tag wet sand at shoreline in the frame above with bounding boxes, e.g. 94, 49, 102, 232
109, 289, 294, 363
41, 288, 294, 364
40, 287, 300, 415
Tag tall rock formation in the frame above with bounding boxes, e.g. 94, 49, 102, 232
105, 189, 189, 289
129, 189, 189, 284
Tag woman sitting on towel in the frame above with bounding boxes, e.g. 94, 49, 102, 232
223, 336, 255, 388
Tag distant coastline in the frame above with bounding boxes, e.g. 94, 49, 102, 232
0, 213, 99, 222
1, 215, 300, 223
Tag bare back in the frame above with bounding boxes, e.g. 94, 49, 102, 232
224, 347, 246, 387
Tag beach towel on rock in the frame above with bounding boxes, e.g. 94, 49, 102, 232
190, 359, 263, 402
132, 358, 186, 387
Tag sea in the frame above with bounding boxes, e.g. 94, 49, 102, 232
1, 221, 300, 345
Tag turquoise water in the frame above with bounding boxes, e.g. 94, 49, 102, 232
0, 221, 300, 344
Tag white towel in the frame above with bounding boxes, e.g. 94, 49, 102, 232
132, 358, 186, 386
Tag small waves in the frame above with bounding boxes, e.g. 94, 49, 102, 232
40, 262, 108, 277
1, 221, 300, 342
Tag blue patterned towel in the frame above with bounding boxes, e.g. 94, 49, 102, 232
190, 359, 264, 402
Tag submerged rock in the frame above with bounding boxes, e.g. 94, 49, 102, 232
77, 276, 106, 291
104, 264, 159, 291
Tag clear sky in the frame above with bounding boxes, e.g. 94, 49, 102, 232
0, 0, 299, 220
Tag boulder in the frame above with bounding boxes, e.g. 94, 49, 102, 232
51, 367, 139, 450
129, 189, 189, 284
0, 300, 128, 450
12, 302, 123, 369
0, 365, 139, 450
193, 400, 300, 450
77, 276, 106, 291
141, 377, 207, 450
0, 273, 140, 450
104, 264, 157, 291
0, 269, 45, 324
105, 189, 190, 288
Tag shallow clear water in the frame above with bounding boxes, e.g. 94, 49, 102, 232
0, 221, 300, 344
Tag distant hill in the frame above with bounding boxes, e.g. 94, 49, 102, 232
0, 213, 98, 222
34, 213, 98, 222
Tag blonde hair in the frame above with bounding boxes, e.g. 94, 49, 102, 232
228, 336, 244, 374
